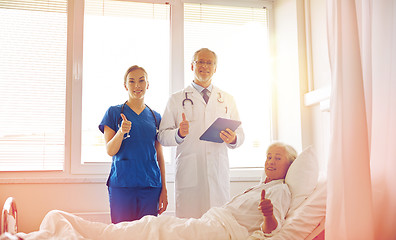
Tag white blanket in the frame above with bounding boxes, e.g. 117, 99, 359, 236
16, 207, 249, 240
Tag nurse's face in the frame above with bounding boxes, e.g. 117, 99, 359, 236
124, 69, 148, 100
191, 49, 217, 87
265, 146, 292, 182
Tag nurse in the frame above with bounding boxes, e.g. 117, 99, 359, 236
99, 65, 168, 223
158, 48, 245, 218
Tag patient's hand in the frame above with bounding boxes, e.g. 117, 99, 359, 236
259, 189, 273, 216
259, 189, 278, 234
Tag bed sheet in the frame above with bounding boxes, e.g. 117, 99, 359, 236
4, 179, 326, 240
15, 207, 248, 240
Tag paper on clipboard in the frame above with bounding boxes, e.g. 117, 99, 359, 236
199, 117, 241, 143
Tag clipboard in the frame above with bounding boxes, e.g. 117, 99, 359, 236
199, 117, 241, 143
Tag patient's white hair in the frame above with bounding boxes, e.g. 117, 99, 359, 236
267, 142, 297, 163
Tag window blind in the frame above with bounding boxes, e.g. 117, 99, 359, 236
184, 3, 267, 25
85, 0, 169, 19
184, 3, 271, 168
0, 0, 66, 12
0, 0, 67, 171
184, 3, 268, 61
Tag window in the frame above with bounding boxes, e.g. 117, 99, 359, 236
1, 0, 273, 176
184, 3, 272, 168
80, 0, 170, 163
0, 0, 67, 171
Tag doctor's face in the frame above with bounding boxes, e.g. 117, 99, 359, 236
265, 146, 292, 182
191, 49, 217, 87
124, 69, 148, 100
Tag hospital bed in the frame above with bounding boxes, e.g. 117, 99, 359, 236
0, 147, 326, 239
1, 197, 18, 239
0, 185, 325, 239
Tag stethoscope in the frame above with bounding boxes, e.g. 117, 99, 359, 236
182, 92, 194, 107
118, 101, 159, 134
182, 90, 224, 108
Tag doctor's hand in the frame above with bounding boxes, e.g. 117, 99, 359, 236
220, 128, 236, 144
259, 189, 274, 217
119, 113, 132, 134
178, 113, 189, 138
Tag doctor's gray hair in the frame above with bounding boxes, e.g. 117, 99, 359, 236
124, 65, 148, 84
267, 142, 297, 163
192, 48, 218, 66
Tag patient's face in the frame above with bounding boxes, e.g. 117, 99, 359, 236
265, 146, 292, 182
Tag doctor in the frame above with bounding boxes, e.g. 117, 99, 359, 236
158, 48, 245, 218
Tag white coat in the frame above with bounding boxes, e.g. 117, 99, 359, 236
158, 84, 244, 218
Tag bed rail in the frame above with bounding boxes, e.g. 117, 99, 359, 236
1, 197, 18, 235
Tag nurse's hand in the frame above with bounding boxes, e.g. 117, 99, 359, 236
158, 188, 168, 215
120, 113, 132, 134
178, 113, 189, 138
220, 128, 236, 144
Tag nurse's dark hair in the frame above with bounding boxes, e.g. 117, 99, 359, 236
192, 48, 218, 66
266, 142, 298, 163
124, 65, 148, 84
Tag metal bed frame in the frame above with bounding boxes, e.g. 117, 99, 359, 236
1, 197, 18, 235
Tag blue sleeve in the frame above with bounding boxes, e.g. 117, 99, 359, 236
154, 111, 161, 141
99, 106, 119, 134
155, 111, 161, 130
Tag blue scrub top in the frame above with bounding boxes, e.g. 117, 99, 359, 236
99, 103, 162, 188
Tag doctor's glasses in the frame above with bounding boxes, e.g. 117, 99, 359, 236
193, 60, 215, 67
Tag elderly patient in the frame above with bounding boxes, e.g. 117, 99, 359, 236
12, 142, 297, 240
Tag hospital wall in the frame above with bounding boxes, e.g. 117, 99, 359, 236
273, 0, 330, 173
0, 0, 331, 234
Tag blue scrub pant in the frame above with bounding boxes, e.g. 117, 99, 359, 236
108, 186, 161, 224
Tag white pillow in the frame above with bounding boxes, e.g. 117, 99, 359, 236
285, 145, 319, 214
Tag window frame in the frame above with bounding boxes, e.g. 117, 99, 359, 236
1, 0, 274, 182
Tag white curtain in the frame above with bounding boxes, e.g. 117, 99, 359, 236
326, 0, 396, 239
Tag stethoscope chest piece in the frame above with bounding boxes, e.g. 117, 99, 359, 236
217, 92, 224, 103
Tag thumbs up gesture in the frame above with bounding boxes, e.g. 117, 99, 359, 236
178, 113, 189, 138
259, 189, 274, 217
120, 113, 132, 134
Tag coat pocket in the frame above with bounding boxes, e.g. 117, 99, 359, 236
215, 101, 231, 119
175, 153, 198, 189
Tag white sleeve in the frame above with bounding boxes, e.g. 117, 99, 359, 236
158, 95, 179, 146
175, 131, 185, 144
226, 94, 244, 149
261, 183, 291, 237
260, 219, 282, 237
